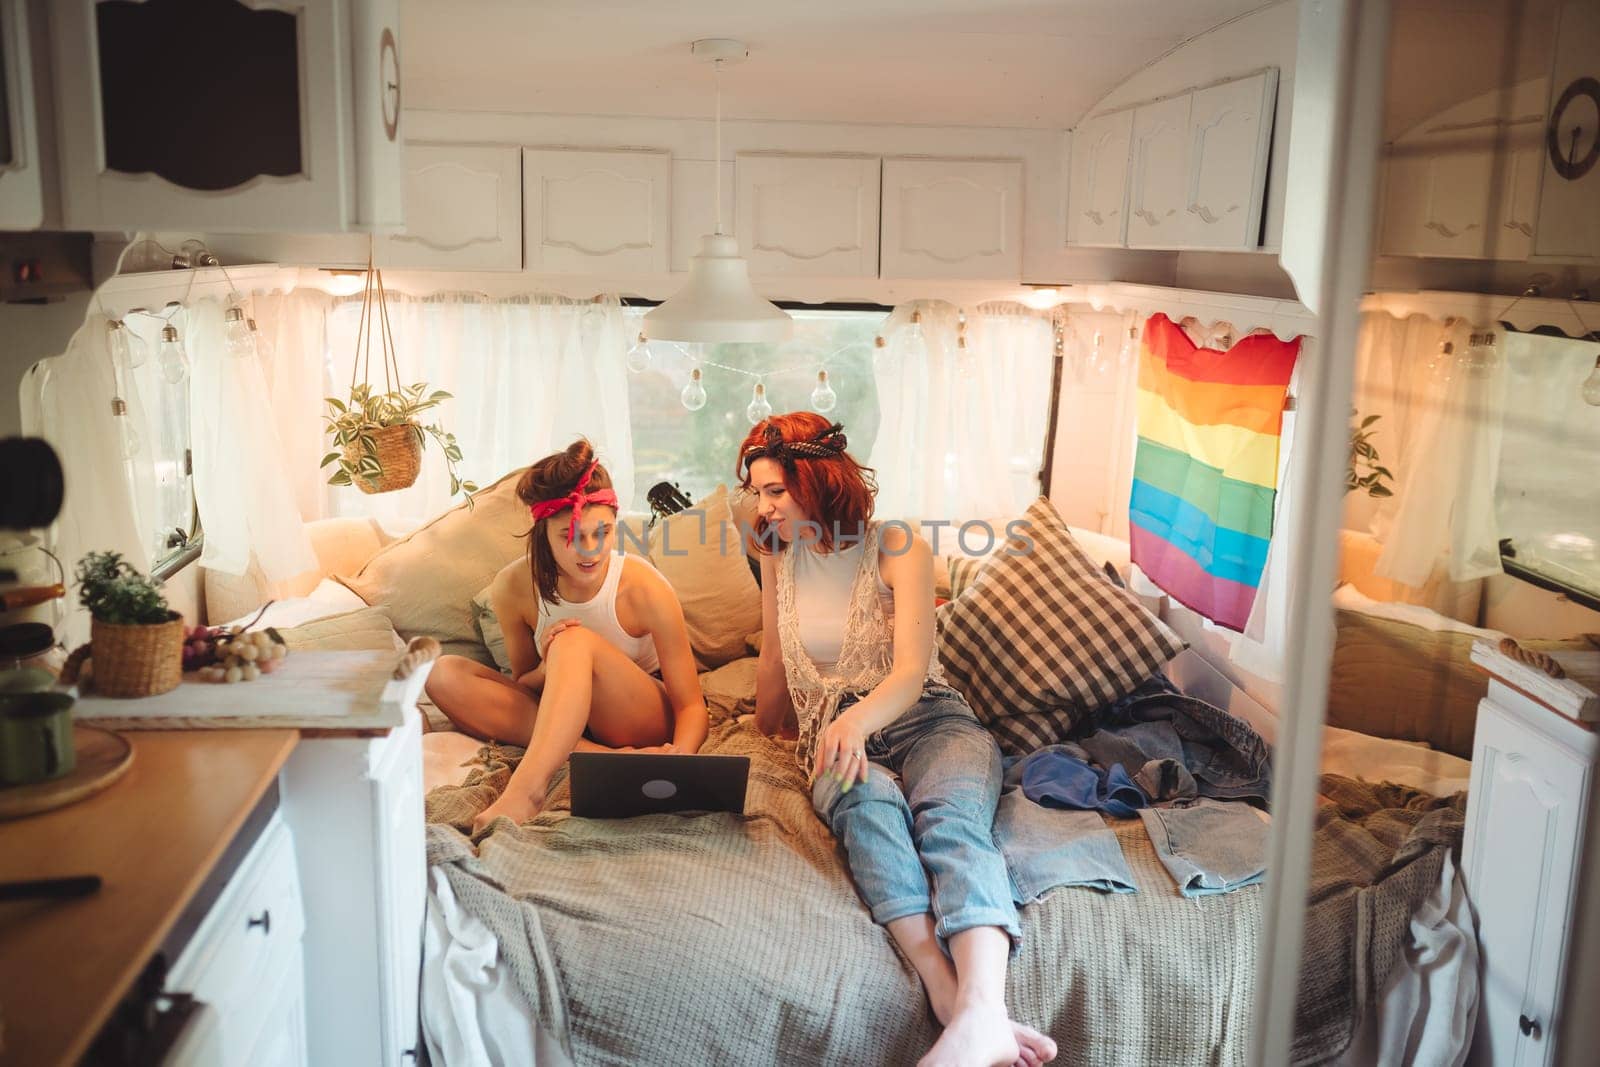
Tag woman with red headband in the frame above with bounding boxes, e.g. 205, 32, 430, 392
426, 439, 708, 836
739, 412, 1056, 1067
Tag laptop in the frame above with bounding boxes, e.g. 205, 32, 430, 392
568, 751, 751, 818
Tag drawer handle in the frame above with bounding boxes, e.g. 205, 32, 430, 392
403, 1047, 419, 1060
247, 910, 271, 935
1519, 1014, 1540, 1038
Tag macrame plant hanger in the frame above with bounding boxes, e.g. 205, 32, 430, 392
345, 253, 422, 494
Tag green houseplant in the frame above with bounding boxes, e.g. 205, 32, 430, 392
321, 382, 478, 502
75, 550, 184, 697
1347, 411, 1395, 498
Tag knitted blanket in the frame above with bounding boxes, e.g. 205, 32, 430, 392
426, 719, 1260, 1066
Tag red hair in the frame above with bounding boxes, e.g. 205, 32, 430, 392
736, 411, 877, 552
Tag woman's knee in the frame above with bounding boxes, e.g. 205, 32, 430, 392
543, 626, 602, 670
424, 654, 478, 701
813, 764, 906, 820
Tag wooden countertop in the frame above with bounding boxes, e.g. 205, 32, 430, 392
0, 729, 299, 1067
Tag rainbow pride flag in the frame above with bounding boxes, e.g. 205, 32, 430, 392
1129, 313, 1300, 632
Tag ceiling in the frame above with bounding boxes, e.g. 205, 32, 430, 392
401, 0, 1279, 129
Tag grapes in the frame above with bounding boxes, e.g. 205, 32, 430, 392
183, 624, 290, 682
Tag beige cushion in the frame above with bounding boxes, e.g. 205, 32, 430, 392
698, 656, 758, 724
204, 516, 394, 624
471, 583, 511, 673
273, 606, 404, 652
336, 470, 528, 664
647, 484, 763, 669
1338, 529, 1483, 625
936, 496, 1186, 757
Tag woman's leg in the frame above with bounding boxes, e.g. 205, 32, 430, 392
473, 629, 672, 834
425, 655, 540, 743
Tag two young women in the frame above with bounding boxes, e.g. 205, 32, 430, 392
427, 423, 1055, 1067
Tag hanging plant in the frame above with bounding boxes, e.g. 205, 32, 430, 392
320, 258, 478, 503
1346, 411, 1395, 498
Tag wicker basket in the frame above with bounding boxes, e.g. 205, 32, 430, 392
346, 422, 423, 494
90, 612, 184, 698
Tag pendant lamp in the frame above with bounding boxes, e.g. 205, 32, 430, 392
645, 39, 792, 346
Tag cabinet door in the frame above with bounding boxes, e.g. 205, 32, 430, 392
1126, 95, 1192, 248
1067, 110, 1133, 247
47, 0, 376, 233
523, 148, 671, 274
0, 0, 48, 229
376, 144, 522, 270
1533, 0, 1600, 260
880, 157, 1022, 280
1464, 698, 1590, 1066
1181, 70, 1278, 250
373, 717, 427, 1064
736, 154, 880, 277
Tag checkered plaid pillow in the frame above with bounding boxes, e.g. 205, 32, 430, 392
935, 497, 1186, 756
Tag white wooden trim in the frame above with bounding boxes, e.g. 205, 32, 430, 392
1363, 289, 1600, 340
1474, 642, 1600, 724
1078, 281, 1315, 340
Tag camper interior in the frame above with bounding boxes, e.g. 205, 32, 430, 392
1, 0, 1599, 1064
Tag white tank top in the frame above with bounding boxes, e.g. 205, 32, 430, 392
534, 553, 661, 674
791, 540, 895, 673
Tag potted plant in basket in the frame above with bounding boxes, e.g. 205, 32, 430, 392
321, 381, 478, 501
75, 551, 185, 697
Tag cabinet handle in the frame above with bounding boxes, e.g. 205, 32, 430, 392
247, 910, 271, 935
403, 1047, 419, 1060
1519, 1014, 1540, 1038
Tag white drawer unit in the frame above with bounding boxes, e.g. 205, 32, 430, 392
735, 153, 881, 277
1463, 642, 1600, 1066
281, 706, 427, 1066
47, 0, 403, 233
880, 157, 1023, 280
376, 143, 523, 271
165, 814, 307, 1067
522, 147, 672, 274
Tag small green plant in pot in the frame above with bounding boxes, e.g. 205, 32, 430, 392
1347, 411, 1395, 498
76, 551, 185, 697
321, 382, 478, 502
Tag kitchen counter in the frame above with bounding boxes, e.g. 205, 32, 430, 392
0, 729, 299, 1066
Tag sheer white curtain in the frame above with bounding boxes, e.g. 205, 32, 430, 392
189, 295, 318, 581
868, 302, 1054, 526
273, 292, 636, 531
1355, 312, 1509, 586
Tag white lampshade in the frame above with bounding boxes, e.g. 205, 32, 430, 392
644, 234, 792, 344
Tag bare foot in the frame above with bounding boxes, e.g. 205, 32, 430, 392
470, 790, 542, 838
918, 997, 1019, 1067
1009, 1022, 1057, 1067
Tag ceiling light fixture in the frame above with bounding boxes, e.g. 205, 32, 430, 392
644, 39, 792, 346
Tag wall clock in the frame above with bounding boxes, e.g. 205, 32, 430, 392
1547, 76, 1600, 181
380, 28, 400, 142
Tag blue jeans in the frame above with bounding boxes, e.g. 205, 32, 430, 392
811, 682, 1022, 948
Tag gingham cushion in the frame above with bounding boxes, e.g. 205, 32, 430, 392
936, 497, 1186, 756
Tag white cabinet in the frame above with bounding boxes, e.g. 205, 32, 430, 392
48, 0, 403, 233
523, 148, 671, 273
377, 144, 522, 271
1533, 0, 1600, 261
1067, 110, 1133, 247
0, 0, 56, 229
880, 157, 1022, 280
736, 153, 880, 277
1181, 70, 1278, 250
1378, 77, 1549, 261
165, 814, 308, 1067
1126, 94, 1193, 248
1463, 643, 1599, 1066
281, 706, 427, 1066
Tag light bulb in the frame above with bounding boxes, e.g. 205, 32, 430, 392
811, 369, 837, 413
1118, 321, 1139, 366
746, 382, 773, 425
106, 319, 145, 369
158, 324, 189, 384
248, 318, 273, 363
1462, 330, 1499, 377
902, 312, 929, 365
627, 334, 653, 374
680, 368, 707, 411
1582, 355, 1600, 407
111, 397, 140, 458
1090, 330, 1108, 373
223, 307, 254, 359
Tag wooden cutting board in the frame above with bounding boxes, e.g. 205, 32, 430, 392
0, 726, 133, 820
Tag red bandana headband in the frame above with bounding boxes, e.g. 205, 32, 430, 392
528, 460, 618, 545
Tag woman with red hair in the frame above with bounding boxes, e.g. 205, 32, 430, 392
738, 413, 1055, 1067
426, 439, 708, 837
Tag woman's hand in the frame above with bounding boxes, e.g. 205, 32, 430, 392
515, 664, 545, 692
815, 710, 871, 789
537, 618, 582, 658
617, 743, 678, 754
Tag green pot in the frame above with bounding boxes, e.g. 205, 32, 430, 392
0, 690, 76, 786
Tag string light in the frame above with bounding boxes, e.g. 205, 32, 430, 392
680, 367, 707, 411
158, 324, 189, 384
248, 317, 273, 363
810, 369, 837, 412
1118, 315, 1140, 367
626, 332, 653, 373
1582, 355, 1600, 407
746, 381, 773, 424
223, 307, 255, 358
1461, 330, 1500, 377
105, 319, 148, 368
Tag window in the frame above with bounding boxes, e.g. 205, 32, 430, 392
624, 307, 887, 513
1495, 330, 1600, 606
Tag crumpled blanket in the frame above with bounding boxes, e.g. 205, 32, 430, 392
1294, 774, 1468, 1065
